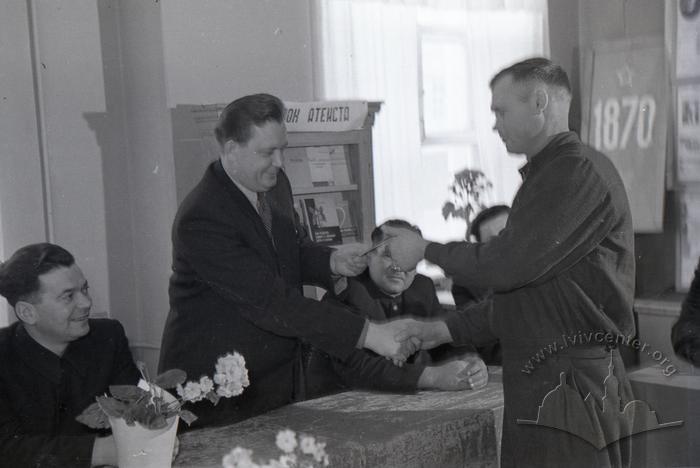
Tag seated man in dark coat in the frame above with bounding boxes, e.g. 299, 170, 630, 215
672, 256, 700, 366
0, 243, 140, 468
306, 219, 488, 398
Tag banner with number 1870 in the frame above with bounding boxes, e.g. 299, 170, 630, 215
581, 37, 668, 233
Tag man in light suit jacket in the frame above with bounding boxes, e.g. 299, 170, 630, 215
159, 94, 411, 427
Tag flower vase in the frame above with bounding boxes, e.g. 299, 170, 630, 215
109, 413, 179, 468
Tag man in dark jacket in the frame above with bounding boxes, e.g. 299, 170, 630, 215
672, 256, 700, 366
306, 219, 487, 397
0, 243, 140, 467
384, 58, 636, 467
159, 94, 412, 428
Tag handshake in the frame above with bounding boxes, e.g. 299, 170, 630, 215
364, 318, 487, 391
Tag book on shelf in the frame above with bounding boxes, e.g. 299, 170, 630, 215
283, 147, 313, 189
329, 193, 358, 243
306, 146, 351, 187
295, 194, 359, 245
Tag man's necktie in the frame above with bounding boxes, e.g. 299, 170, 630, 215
257, 192, 274, 241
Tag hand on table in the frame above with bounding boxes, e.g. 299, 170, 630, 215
419, 353, 488, 391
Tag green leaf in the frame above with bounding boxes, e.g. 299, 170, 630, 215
76, 401, 110, 429
145, 413, 169, 431
96, 396, 128, 420
109, 385, 148, 402
179, 410, 198, 426
154, 369, 187, 389
205, 391, 220, 406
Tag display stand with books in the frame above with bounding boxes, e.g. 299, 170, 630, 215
284, 101, 381, 248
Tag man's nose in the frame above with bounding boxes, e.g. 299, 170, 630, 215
77, 291, 92, 308
271, 150, 283, 168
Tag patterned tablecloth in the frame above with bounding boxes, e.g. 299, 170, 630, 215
175, 371, 504, 468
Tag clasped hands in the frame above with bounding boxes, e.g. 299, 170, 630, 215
364, 318, 486, 390
364, 318, 453, 365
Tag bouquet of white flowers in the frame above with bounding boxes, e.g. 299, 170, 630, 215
222, 428, 330, 468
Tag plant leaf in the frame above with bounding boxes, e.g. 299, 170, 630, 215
76, 401, 110, 429
96, 396, 128, 420
109, 385, 148, 402
206, 391, 220, 406
179, 410, 198, 426
154, 369, 187, 389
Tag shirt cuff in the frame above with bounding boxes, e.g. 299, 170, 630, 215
355, 319, 369, 349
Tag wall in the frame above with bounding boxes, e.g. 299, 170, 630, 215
0, 1, 46, 326
161, 0, 314, 106
549, 0, 675, 297
0, 1, 315, 372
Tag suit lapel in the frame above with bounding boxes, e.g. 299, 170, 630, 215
211, 161, 278, 257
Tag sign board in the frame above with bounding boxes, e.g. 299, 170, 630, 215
677, 0, 700, 79
283, 101, 369, 132
581, 37, 669, 233
678, 83, 700, 183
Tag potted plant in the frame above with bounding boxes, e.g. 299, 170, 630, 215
441, 168, 493, 236
77, 352, 249, 468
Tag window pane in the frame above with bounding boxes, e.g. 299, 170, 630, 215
420, 34, 471, 138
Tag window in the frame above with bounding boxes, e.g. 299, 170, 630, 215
313, 0, 548, 271
419, 31, 474, 142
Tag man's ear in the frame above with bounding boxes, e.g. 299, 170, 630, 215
533, 87, 549, 114
14, 301, 37, 325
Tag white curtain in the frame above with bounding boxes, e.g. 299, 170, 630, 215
314, 0, 549, 245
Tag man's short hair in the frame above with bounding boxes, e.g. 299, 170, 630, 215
490, 57, 571, 95
371, 219, 422, 244
469, 205, 510, 242
214, 93, 285, 146
0, 243, 75, 307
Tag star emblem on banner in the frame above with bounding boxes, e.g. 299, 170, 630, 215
615, 64, 635, 87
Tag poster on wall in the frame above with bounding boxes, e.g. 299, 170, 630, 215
677, 0, 700, 79
677, 83, 700, 182
581, 37, 668, 233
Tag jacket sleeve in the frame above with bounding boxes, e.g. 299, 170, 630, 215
108, 320, 141, 385
331, 350, 424, 392
175, 214, 366, 361
672, 257, 700, 366
426, 155, 616, 293
321, 289, 425, 391
0, 383, 95, 468
444, 298, 499, 347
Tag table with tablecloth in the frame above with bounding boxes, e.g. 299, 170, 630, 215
175, 373, 504, 468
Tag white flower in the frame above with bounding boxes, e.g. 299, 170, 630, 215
275, 429, 298, 454
299, 436, 316, 455
178, 381, 206, 403
311, 442, 328, 465
222, 447, 258, 468
277, 454, 297, 467
264, 458, 288, 468
214, 352, 250, 398
199, 376, 215, 394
